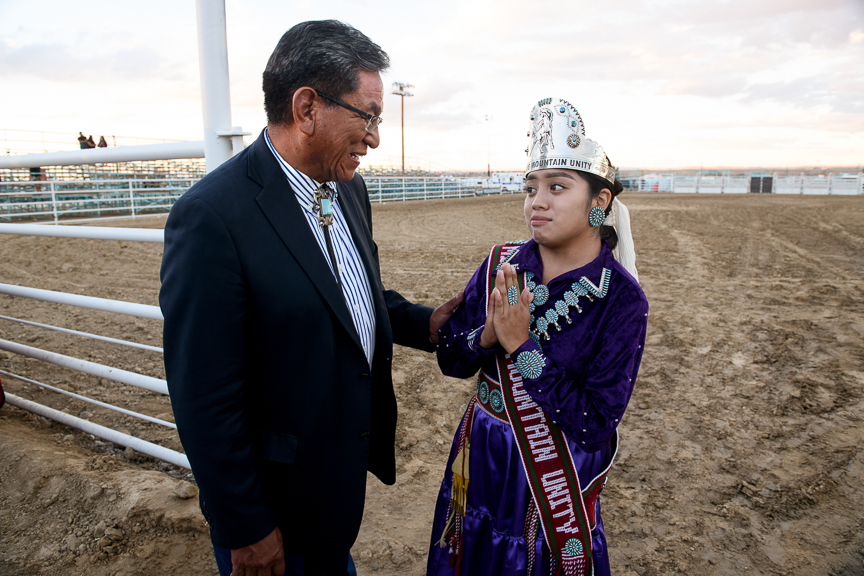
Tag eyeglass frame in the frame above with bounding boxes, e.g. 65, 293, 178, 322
316, 91, 383, 133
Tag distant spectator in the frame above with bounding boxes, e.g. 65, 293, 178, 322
0, 375, 5, 410
29, 167, 47, 192
97, 136, 108, 148
86, 135, 96, 149
78, 132, 88, 149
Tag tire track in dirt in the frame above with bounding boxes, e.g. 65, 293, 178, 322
758, 229, 859, 281
817, 222, 864, 251
666, 228, 712, 280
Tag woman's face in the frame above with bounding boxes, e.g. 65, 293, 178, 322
523, 169, 609, 249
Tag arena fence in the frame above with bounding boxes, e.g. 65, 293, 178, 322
366, 177, 479, 201
2, 173, 859, 224
628, 173, 863, 195
0, 176, 480, 222
0, 179, 194, 223
0, 224, 189, 468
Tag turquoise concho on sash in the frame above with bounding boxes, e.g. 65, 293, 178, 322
476, 372, 509, 422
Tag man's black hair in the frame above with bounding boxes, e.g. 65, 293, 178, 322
263, 20, 390, 126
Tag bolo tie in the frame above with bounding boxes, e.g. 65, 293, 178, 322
313, 184, 343, 291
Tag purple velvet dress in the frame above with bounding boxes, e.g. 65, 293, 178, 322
427, 240, 648, 576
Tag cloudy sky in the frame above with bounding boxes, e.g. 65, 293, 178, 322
1, 0, 862, 170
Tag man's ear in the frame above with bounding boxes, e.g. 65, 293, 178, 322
292, 87, 318, 137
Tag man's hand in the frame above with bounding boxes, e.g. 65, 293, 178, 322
429, 291, 465, 344
230, 527, 285, 576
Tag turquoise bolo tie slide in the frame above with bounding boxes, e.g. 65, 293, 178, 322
314, 187, 334, 227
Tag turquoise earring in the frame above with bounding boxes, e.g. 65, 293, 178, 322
588, 206, 606, 227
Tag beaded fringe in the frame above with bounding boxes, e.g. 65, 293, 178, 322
437, 397, 477, 576
451, 465, 469, 517
525, 498, 540, 576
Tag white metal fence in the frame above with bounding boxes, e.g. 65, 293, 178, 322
0, 176, 481, 222
631, 174, 863, 195
0, 224, 188, 468
0, 179, 194, 222
365, 177, 478, 201
1, 173, 859, 223
771, 175, 862, 195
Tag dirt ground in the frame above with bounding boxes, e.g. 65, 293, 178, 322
1, 192, 863, 576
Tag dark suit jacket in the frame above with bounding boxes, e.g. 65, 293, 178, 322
159, 130, 434, 553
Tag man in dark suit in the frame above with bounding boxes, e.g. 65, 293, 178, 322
160, 21, 460, 576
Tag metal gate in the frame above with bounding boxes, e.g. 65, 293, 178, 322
750, 176, 773, 194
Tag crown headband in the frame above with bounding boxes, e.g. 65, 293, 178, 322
525, 97, 616, 184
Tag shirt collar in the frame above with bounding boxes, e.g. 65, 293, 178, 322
505, 238, 615, 287
264, 128, 338, 213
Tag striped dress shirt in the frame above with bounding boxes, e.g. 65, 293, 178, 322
265, 130, 376, 366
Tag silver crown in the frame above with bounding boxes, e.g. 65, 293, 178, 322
526, 97, 615, 184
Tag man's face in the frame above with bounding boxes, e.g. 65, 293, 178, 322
310, 70, 383, 183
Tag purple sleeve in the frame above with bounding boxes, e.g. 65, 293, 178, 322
515, 288, 648, 452
436, 255, 499, 379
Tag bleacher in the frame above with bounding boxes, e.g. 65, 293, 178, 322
2, 161, 439, 188
0, 159, 205, 222
0, 159, 205, 188
358, 164, 440, 178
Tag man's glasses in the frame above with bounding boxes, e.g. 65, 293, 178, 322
317, 91, 383, 133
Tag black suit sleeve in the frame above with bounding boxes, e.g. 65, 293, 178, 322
384, 288, 435, 351
358, 178, 436, 353
159, 195, 276, 549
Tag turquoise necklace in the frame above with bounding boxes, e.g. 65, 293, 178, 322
525, 268, 611, 343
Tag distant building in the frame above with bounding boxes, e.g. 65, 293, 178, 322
459, 172, 525, 193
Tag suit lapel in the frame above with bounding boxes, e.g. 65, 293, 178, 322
254, 161, 363, 353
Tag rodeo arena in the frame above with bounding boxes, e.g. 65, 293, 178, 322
2, 3, 864, 576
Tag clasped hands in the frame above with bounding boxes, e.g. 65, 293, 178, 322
478, 263, 533, 354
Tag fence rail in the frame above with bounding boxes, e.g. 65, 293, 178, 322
0, 282, 163, 320
3, 392, 189, 468
365, 177, 479, 202
0, 223, 165, 241
0, 178, 195, 222
0, 338, 169, 394
0, 177, 483, 222
3, 173, 859, 225
0, 224, 183, 468
626, 173, 863, 195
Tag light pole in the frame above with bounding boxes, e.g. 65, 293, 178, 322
392, 82, 414, 174
485, 115, 492, 177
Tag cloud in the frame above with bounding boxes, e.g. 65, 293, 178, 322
413, 0, 864, 106
743, 76, 864, 114
409, 108, 477, 132
1, 0, 862, 167
378, 75, 478, 131
661, 75, 750, 98
0, 39, 172, 82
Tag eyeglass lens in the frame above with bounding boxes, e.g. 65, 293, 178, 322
365, 116, 383, 132
318, 91, 381, 133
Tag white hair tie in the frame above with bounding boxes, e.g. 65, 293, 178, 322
603, 198, 638, 282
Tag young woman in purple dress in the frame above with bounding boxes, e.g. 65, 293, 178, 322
427, 98, 648, 576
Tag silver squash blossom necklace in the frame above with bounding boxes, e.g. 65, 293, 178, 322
526, 268, 611, 343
